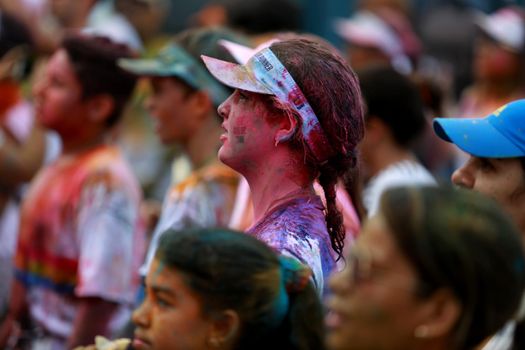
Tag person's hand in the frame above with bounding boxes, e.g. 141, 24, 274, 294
0, 314, 21, 349
73, 336, 131, 350
140, 199, 162, 237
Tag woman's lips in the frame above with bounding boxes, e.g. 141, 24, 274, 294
132, 336, 151, 350
325, 297, 348, 330
325, 309, 344, 329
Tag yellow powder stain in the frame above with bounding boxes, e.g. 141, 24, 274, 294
493, 104, 508, 117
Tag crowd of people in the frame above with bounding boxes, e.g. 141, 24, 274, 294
0, 0, 524, 349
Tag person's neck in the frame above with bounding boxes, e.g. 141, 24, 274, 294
478, 79, 523, 99
61, 132, 107, 157
242, 152, 313, 223
366, 142, 416, 181
184, 116, 222, 170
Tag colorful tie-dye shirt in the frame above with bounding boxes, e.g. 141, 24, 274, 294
141, 162, 239, 275
14, 145, 145, 344
247, 194, 336, 295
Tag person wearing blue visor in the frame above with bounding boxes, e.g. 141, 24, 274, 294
433, 99, 525, 350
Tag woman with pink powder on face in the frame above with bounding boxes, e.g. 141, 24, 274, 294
202, 37, 365, 294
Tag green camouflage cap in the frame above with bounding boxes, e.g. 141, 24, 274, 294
118, 43, 230, 106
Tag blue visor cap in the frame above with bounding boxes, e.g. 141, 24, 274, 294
118, 43, 230, 106
433, 100, 525, 158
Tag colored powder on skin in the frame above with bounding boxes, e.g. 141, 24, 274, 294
233, 126, 246, 144
233, 126, 247, 135
248, 195, 336, 293
241, 159, 259, 172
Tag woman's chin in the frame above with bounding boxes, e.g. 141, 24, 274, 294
218, 147, 230, 165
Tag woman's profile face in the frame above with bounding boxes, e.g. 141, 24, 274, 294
474, 36, 521, 81
326, 215, 433, 350
217, 89, 281, 173
132, 258, 214, 350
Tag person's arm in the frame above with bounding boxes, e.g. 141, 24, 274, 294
0, 1, 60, 54
0, 124, 46, 188
0, 279, 28, 348
67, 297, 119, 349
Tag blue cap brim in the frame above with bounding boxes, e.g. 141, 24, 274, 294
433, 117, 524, 158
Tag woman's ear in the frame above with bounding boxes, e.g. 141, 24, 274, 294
413, 289, 461, 341
87, 94, 115, 123
207, 309, 240, 349
274, 112, 298, 145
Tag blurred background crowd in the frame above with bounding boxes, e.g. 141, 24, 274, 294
0, 0, 525, 349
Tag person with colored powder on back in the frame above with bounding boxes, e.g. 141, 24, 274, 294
118, 27, 249, 293
219, 35, 362, 246
434, 99, 525, 350
202, 36, 365, 294
0, 34, 144, 349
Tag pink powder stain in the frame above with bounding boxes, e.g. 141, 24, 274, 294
233, 126, 247, 136
230, 114, 251, 147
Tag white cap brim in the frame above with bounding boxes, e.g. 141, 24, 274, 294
475, 9, 524, 52
334, 12, 402, 58
201, 55, 273, 95
219, 39, 254, 65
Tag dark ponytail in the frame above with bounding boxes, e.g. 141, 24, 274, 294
318, 161, 346, 260
270, 38, 365, 259
342, 151, 366, 221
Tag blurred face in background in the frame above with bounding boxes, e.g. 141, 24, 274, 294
326, 215, 443, 350
33, 49, 91, 138
473, 36, 522, 82
347, 44, 390, 71
145, 77, 201, 145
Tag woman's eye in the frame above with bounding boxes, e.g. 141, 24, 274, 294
155, 297, 172, 308
238, 91, 248, 100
